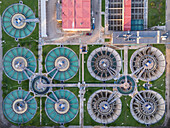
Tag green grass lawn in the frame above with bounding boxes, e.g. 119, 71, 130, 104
105, 38, 110, 42
101, 0, 105, 12
101, 15, 105, 27
148, 0, 166, 28
128, 49, 136, 74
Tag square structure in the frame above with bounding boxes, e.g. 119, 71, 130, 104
62, 0, 91, 31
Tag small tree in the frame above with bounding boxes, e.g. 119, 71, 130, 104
151, 2, 156, 7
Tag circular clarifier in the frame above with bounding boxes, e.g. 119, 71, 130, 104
117, 75, 136, 95
87, 90, 122, 124
3, 90, 37, 124
31, 75, 50, 95
130, 46, 166, 81
87, 47, 122, 81
3, 47, 36, 81
2, 3, 36, 39
130, 90, 165, 125
45, 47, 79, 81
45, 90, 79, 124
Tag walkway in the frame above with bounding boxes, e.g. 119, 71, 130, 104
40, 83, 125, 88
82, 53, 84, 82
124, 46, 128, 75
38, 38, 43, 74
79, 87, 85, 128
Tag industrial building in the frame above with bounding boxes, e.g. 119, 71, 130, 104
107, 0, 147, 31
62, 0, 91, 31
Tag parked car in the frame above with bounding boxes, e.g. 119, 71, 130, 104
92, 24, 95, 30
91, 11, 94, 17
92, 17, 95, 24
86, 33, 92, 36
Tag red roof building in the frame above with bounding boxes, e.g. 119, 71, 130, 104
62, 0, 91, 31
123, 0, 131, 31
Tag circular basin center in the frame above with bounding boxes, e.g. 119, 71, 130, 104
13, 99, 27, 114
144, 59, 154, 70
99, 101, 111, 114
34, 77, 48, 92
11, 14, 26, 29
99, 59, 110, 69
141, 101, 156, 115
55, 57, 70, 71
12, 57, 27, 72
55, 99, 70, 114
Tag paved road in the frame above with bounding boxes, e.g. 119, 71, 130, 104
165, 44, 170, 126
79, 87, 86, 128
82, 53, 84, 82
166, 0, 170, 42
0, 15, 6, 126
165, 0, 170, 126
166, 0, 170, 31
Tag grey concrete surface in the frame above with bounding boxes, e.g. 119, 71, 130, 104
164, 44, 170, 126
166, 0, 170, 42
82, 53, 84, 82
113, 31, 161, 44
166, 0, 170, 31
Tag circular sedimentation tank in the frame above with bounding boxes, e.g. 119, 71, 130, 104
45, 47, 79, 81
2, 3, 36, 39
117, 75, 136, 95
87, 90, 122, 124
3, 90, 37, 124
45, 90, 79, 124
130, 90, 165, 125
130, 46, 165, 81
3, 47, 36, 81
87, 47, 122, 81
31, 75, 50, 94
